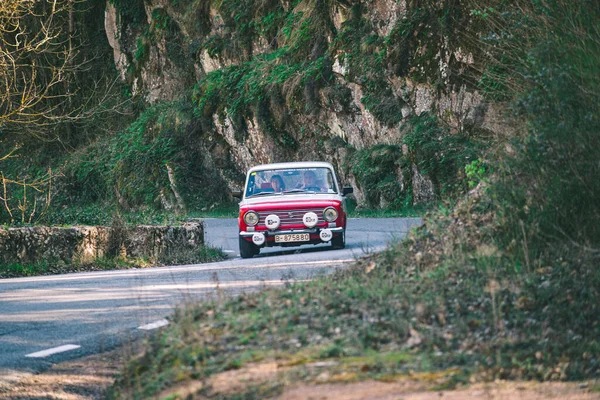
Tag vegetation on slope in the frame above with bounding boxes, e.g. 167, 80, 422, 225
110, 194, 599, 398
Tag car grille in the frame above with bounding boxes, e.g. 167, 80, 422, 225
257, 208, 325, 226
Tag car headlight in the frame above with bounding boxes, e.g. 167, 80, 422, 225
244, 211, 259, 226
323, 207, 338, 222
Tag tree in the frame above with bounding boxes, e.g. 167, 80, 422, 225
0, 0, 82, 131
0, 0, 127, 224
0, 1, 75, 223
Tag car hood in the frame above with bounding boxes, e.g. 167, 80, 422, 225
240, 193, 342, 209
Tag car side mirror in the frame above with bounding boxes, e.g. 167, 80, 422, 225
342, 186, 353, 196
231, 189, 243, 198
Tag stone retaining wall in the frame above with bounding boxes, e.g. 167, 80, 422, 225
0, 222, 204, 265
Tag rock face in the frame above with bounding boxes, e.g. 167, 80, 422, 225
0, 222, 204, 265
104, 1, 511, 206
104, 2, 196, 102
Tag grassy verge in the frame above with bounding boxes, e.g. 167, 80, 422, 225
186, 205, 238, 219
0, 246, 225, 279
348, 204, 430, 218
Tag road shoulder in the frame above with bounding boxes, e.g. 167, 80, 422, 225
0, 346, 132, 400
2, 348, 597, 400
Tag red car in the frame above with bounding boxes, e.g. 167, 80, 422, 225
235, 162, 353, 258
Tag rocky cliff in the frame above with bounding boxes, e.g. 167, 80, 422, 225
102, 0, 510, 208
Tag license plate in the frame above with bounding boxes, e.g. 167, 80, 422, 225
275, 233, 310, 243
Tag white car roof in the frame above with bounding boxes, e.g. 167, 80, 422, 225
247, 161, 335, 174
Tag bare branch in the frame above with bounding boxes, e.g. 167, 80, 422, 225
0, 0, 86, 130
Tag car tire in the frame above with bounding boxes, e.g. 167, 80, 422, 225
239, 237, 258, 258
331, 229, 345, 249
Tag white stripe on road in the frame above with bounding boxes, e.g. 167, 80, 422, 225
223, 250, 236, 253
25, 344, 81, 358
138, 319, 169, 330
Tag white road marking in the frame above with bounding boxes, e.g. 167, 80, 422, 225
223, 250, 236, 253
138, 319, 169, 330
25, 344, 81, 358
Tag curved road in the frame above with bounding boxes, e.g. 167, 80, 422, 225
0, 217, 421, 384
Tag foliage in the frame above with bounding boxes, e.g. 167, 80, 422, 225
464, 158, 489, 189
0, 0, 129, 225
334, 5, 404, 126
152, 8, 189, 67
41, 204, 238, 226
63, 103, 177, 209
129, 7, 190, 80
0, 245, 225, 278
135, 35, 150, 65
347, 204, 430, 218
59, 100, 236, 216
0, 0, 123, 135
1, 0, 511, 224
158, 245, 225, 266
0, 0, 75, 130
350, 144, 409, 209
193, 52, 331, 148
109, 0, 146, 26
403, 113, 479, 196
0, 169, 54, 225
474, 0, 600, 255
385, 0, 491, 88
189, 0, 349, 148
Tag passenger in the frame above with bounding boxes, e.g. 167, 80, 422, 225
270, 174, 285, 192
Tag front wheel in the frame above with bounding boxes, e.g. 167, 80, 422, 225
331, 230, 345, 249
239, 237, 258, 258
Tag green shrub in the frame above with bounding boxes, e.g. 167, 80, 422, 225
403, 113, 479, 196
61, 103, 180, 210
192, 52, 331, 147
464, 158, 489, 189
476, 0, 600, 254
350, 144, 408, 209
59, 99, 237, 217
109, 0, 146, 26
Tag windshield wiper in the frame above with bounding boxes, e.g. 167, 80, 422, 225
247, 192, 278, 198
283, 189, 315, 194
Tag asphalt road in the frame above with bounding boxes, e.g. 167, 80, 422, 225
0, 217, 421, 384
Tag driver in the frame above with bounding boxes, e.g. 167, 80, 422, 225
298, 170, 320, 191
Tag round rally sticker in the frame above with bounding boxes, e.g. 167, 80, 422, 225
265, 214, 280, 230
320, 229, 333, 242
252, 233, 265, 245
303, 212, 318, 228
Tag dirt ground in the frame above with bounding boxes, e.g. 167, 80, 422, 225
277, 380, 600, 400
1, 349, 598, 400
0, 347, 127, 400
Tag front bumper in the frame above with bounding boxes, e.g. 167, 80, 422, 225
240, 227, 343, 247
240, 227, 344, 237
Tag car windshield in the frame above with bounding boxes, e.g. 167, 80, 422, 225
245, 167, 338, 198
